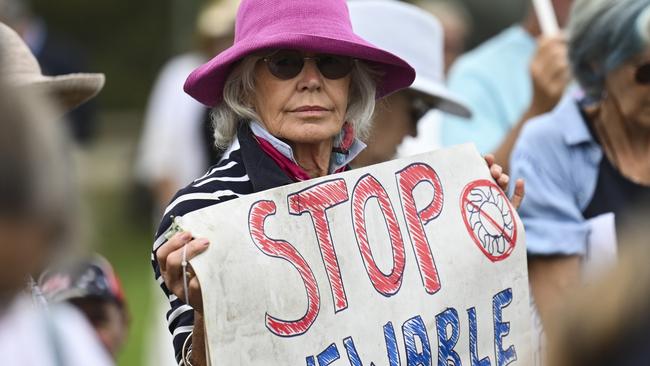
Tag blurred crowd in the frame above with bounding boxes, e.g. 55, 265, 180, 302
1, 0, 649, 365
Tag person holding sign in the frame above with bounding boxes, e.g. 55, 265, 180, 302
441, 0, 574, 172
512, 0, 650, 332
151, 1, 519, 364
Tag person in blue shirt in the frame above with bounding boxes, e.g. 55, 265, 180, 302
511, 0, 650, 329
441, 0, 574, 171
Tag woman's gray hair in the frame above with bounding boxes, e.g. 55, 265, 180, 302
568, 0, 650, 100
210, 55, 379, 149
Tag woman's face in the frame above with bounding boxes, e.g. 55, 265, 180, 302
252, 51, 351, 145
355, 90, 418, 166
96, 301, 129, 359
605, 48, 650, 128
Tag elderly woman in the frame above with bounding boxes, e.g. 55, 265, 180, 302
512, 0, 650, 329
152, 0, 516, 365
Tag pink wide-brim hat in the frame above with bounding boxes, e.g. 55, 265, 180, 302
184, 0, 416, 107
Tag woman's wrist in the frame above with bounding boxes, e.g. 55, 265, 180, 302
182, 330, 194, 366
190, 311, 208, 365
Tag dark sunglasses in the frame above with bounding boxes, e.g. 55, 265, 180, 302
635, 63, 650, 84
263, 49, 355, 80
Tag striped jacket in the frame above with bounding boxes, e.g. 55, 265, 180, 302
151, 123, 295, 364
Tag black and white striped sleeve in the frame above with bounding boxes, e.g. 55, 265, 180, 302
151, 152, 251, 364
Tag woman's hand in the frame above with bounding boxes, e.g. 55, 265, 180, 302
156, 231, 210, 312
484, 154, 525, 209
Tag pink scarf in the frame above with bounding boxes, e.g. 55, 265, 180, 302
255, 136, 312, 181
253, 122, 354, 181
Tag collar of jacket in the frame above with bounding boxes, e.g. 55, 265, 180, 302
237, 122, 295, 193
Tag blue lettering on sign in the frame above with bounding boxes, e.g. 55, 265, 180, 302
467, 307, 491, 366
306, 355, 316, 366
314, 343, 340, 366
305, 288, 518, 366
493, 288, 517, 366
384, 321, 402, 366
344, 336, 372, 366
436, 308, 462, 366
402, 315, 432, 366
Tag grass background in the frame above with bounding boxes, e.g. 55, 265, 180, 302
78, 111, 159, 365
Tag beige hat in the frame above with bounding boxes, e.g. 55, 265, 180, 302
196, 0, 239, 38
0, 22, 105, 111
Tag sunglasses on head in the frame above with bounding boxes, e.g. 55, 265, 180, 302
635, 63, 650, 84
263, 49, 355, 80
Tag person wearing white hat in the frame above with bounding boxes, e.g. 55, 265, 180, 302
440, 0, 574, 172
0, 21, 105, 114
347, 0, 471, 167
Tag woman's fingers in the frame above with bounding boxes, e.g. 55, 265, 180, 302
165, 238, 210, 281
483, 154, 511, 193
511, 179, 525, 210
161, 237, 210, 307
490, 163, 511, 191
483, 154, 522, 207
156, 231, 192, 272
484, 154, 495, 167
497, 173, 510, 191
490, 163, 503, 179
483, 154, 525, 213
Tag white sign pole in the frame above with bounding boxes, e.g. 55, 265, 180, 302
532, 0, 560, 36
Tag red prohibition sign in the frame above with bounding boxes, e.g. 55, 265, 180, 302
460, 179, 517, 262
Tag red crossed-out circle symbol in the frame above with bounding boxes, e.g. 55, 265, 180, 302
460, 179, 517, 262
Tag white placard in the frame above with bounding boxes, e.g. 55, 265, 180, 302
183, 144, 533, 365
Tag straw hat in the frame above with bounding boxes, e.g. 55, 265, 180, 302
184, 0, 415, 107
0, 22, 105, 111
196, 0, 239, 38
348, 0, 471, 118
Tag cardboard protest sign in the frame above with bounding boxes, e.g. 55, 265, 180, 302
181, 144, 533, 365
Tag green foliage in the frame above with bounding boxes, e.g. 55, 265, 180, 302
30, 0, 195, 109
